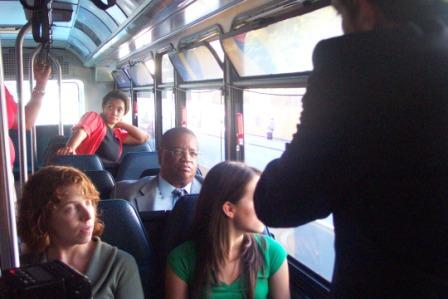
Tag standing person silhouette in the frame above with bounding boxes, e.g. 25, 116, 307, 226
254, 1, 448, 298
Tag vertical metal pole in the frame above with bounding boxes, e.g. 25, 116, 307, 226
0, 40, 20, 271
49, 54, 63, 135
15, 22, 32, 189
29, 44, 44, 173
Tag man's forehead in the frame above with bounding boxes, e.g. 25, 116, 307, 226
166, 132, 198, 148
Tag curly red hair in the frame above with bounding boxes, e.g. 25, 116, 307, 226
18, 166, 104, 253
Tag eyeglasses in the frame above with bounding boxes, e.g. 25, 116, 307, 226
165, 148, 200, 158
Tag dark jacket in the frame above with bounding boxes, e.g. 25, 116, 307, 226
254, 23, 448, 298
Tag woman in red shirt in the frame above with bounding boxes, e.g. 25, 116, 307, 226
57, 90, 149, 165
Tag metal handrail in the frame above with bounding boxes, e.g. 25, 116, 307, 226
29, 44, 44, 173
15, 22, 32, 189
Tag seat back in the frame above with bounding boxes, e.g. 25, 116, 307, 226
116, 152, 159, 181
139, 168, 161, 178
161, 194, 199, 257
99, 199, 154, 299
35, 124, 72, 167
52, 155, 104, 171
121, 142, 152, 159
84, 170, 115, 199
161, 193, 270, 254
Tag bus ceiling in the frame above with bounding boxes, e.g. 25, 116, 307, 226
0, 0, 327, 68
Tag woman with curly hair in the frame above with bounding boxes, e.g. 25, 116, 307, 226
18, 165, 143, 299
166, 161, 290, 299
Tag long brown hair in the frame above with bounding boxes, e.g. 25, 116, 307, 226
18, 166, 104, 253
189, 161, 264, 299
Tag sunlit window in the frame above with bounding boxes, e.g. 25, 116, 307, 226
243, 88, 335, 281
244, 88, 303, 170
186, 89, 224, 171
162, 54, 174, 83
5, 80, 84, 125
170, 45, 222, 81
209, 39, 224, 63
162, 90, 175, 133
128, 62, 153, 86
136, 91, 155, 142
222, 6, 342, 76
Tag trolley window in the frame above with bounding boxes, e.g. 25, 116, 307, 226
170, 45, 223, 81
136, 91, 155, 140
128, 62, 154, 86
186, 89, 224, 171
243, 87, 335, 282
221, 6, 342, 77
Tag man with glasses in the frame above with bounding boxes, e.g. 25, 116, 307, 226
112, 127, 202, 211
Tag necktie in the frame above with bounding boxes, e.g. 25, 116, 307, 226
172, 188, 186, 206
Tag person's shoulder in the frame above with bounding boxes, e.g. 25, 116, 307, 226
255, 234, 285, 253
77, 111, 103, 125
169, 240, 195, 259
20, 252, 44, 265
255, 235, 287, 275
82, 111, 101, 118
116, 175, 156, 188
95, 238, 136, 266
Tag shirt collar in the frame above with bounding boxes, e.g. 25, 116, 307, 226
158, 175, 192, 198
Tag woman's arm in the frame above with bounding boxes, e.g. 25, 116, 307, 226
19, 62, 52, 129
165, 266, 188, 299
269, 260, 290, 299
115, 122, 150, 145
56, 127, 87, 155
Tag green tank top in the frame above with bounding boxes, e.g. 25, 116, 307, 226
167, 235, 287, 299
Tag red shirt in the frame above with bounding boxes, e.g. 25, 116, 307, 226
4, 86, 17, 165
74, 112, 128, 157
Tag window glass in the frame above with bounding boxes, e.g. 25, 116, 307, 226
243, 88, 335, 281
136, 91, 155, 142
162, 90, 175, 133
5, 80, 83, 125
244, 88, 303, 170
128, 62, 154, 86
161, 54, 174, 83
145, 59, 155, 75
170, 45, 223, 81
186, 90, 224, 171
112, 69, 131, 89
122, 90, 133, 124
222, 6, 342, 76
209, 39, 225, 63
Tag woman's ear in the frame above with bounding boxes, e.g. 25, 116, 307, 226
222, 201, 236, 219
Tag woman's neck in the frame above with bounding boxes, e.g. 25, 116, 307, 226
46, 240, 95, 274
226, 230, 245, 261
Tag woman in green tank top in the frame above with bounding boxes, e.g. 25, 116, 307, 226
166, 161, 290, 299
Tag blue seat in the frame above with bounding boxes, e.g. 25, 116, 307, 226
121, 142, 153, 159
52, 155, 104, 171
139, 168, 161, 178
116, 152, 159, 181
161, 194, 199, 257
84, 170, 115, 199
99, 199, 154, 299
35, 124, 72, 167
